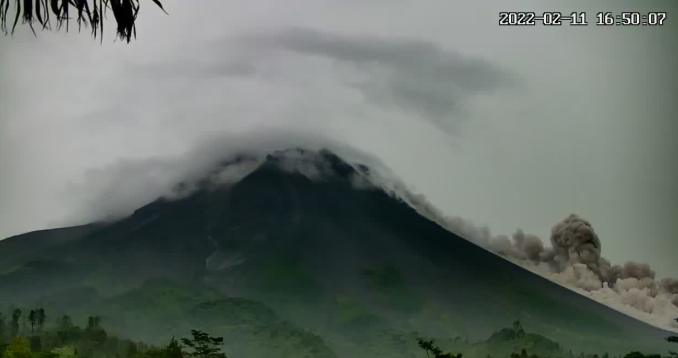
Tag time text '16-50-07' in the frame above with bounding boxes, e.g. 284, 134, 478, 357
498, 11, 667, 26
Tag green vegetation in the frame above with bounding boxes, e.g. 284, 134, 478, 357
361, 263, 423, 314
226, 253, 331, 326
330, 295, 385, 333
0, 315, 226, 358
417, 338, 462, 358
482, 321, 561, 358
0, 303, 673, 358
75, 279, 336, 358
180, 330, 226, 358
239, 253, 327, 305
667, 327, 677, 358
1, 278, 674, 358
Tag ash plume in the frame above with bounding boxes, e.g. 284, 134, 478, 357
384, 184, 678, 333
662, 278, 678, 294
512, 229, 545, 262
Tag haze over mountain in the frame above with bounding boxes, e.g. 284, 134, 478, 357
0, 145, 675, 357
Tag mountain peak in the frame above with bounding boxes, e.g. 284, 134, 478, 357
260, 147, 369, 183
161, 147, 377, 204
129, 147, 378, 229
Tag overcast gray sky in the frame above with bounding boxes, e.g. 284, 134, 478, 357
1, 0, 676, 285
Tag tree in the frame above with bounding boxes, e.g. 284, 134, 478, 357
668, 329, 678, 358
164, 337, 184, 358
512, 320, 526, 337
623, 353, 650, 358
0, 310, 6, 344
87, 315, 102, 330
146, 337, 184, 358
85, 315, 107, 347
667, 318, 678, 357
181, 330, 227, 358
58, 315, 73, 331
9, 310, 20, 338
0, 0, 167, 43
36, 309, 45, 332
126, 342, 138, 358
2, 336, 31, 358
56, 315, 74, 345
416, 338, 462, 358
27, 311, 36, 333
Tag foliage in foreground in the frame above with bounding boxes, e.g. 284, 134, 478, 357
667, 330, 678, 358
0, 318, 228, 358
0, 0, 167, 42
417, 338, 462, 358
0, 305, 676, 358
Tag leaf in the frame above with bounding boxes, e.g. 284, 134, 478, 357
35, 0, 44, 26
49, 0, 60, 17
11, 0, 20, 35
151, 0, 166, 14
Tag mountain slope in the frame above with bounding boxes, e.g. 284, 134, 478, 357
0, 148, 672, 356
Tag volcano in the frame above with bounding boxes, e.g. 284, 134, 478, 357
0, 148, 671, 357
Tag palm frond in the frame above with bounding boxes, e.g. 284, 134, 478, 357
0, 0, 166, 42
